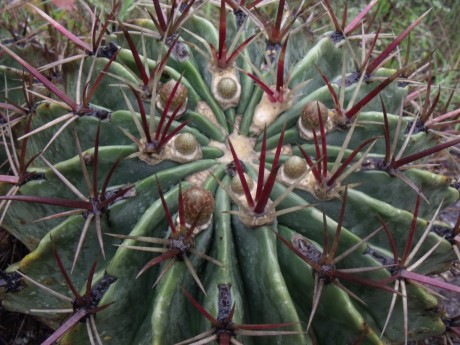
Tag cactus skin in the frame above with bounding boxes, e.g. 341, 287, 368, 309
0, 2, 459, 345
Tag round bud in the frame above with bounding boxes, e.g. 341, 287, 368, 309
174, 133, 197, 155
283, 156, 307, 179
216, 77, 238, 99
159, 80, 188, 109
231, 173, 254, 195
300, 101, 328, 129
182, 187, 215, 226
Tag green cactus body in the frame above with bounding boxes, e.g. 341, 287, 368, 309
0, 2, 459, 345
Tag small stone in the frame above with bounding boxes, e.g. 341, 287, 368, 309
217, 77, 238, 99
183, 187, 215, 226
174, 133, 197, 155
159, 80, 188, 109
284, 156, 307, 179
300, 101, 328, 129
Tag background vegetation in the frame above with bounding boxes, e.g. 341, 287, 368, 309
351, 0, 459, 110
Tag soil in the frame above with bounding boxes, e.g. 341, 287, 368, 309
0, 229, 53, 345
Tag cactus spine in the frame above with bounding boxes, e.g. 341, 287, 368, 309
1, 1, 459, 345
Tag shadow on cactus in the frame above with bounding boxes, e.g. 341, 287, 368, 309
0, 0, 459, 344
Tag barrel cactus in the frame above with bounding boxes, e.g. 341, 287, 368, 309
1, 1, 459, 344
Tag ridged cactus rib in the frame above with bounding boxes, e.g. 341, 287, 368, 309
1, 1, 459, 345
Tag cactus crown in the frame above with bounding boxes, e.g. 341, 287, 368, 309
0, 1, 459, 345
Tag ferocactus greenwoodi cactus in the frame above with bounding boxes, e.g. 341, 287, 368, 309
1, 1, 460, 344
